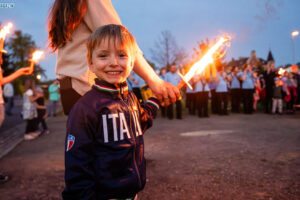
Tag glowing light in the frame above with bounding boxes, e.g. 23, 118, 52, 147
291, 30, 299, 38
31, 50, 44, 62
278, 68, 285, 76
0, 22, 13, 39
36, 74, 42, 80
29, 50, 44, 73
177, 36, 230, 89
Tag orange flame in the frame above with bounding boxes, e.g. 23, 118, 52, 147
179, 36, 230, 86
31, 50, 44, 63
278, 68, 285, 76
0, 23, 13, 39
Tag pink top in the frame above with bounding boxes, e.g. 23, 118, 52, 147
55, 0, 122, 95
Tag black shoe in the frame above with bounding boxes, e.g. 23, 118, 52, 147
0, 174, 9, 183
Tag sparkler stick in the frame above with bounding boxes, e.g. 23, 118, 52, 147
0, 23, 13, 65
177, 36, 230, 89
29, 50, 44, 73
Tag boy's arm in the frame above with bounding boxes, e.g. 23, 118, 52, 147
63, 104, 97, 200
136, 96, 160, 133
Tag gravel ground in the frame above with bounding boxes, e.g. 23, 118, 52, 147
0, 113, 299, 200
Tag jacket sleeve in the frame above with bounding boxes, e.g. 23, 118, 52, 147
137, 97, 160, 133
62, 103, 97, 200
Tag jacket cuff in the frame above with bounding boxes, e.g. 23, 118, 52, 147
146, 98, 160, 109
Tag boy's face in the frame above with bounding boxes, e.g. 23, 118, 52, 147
89, 38, 134, 85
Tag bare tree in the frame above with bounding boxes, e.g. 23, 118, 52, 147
150, 30, 187, 69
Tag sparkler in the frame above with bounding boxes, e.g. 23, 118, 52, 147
0, 23, 13, 64
177, 36, 230, 89
278, 68, 285, 76
29, 50, 44, 73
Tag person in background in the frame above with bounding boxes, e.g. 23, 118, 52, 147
35, 87, 50, 134
272, 77, 283, 114
130, 72, 145, 103
0, 65, 32, 183
241, 64, 255, 114
186, 76, 197, 115
165, 64, 182, 119
285, 72, 298, 114
209, 79, 218, 114
263, 60, 276, 113
48, 0, 180, 115
253, 71, 261, 112
48, 80, 60, 117
291, 65, 300, 107
23, 79, 42, 140
228, 66, 241, 113
3, 82, 14, 116
215, 66, 229, 115
195, 74, 210, 117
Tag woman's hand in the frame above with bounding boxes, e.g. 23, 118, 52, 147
148, 78, 181, 106
18, 67, 32, 75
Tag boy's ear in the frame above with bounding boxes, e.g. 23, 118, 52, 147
88, 61, 95, 73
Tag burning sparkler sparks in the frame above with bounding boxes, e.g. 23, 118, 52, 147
177, 35, 231, 89
29, 50, 44, 73
0, 23, 13, 64
278, 68, 285, 76
0, 22, 13, 39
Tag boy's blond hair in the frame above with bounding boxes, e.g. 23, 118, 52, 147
86, 24, 138, 64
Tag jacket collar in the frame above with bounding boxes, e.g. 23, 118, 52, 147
93, 79, 128, 99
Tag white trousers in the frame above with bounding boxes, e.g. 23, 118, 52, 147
272, 98, 282, 114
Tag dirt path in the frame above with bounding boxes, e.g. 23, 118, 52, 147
0, 114, 299, 200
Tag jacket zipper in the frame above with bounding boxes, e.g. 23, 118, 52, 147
120, 85, 142, 188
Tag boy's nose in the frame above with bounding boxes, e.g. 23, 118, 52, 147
109, 56, 118, 66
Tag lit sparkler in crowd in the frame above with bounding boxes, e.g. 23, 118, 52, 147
29, 50, 44, 73
177, 36, 231, 89
278, 68, 285, 76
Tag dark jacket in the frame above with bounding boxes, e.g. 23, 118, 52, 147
63, 79, 159, 200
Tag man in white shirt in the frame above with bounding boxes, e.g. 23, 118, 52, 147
3, 82, 14, 115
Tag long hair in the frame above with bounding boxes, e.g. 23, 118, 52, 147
48, 0, 87, 52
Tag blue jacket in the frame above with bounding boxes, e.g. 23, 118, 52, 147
63, 79, 159, 200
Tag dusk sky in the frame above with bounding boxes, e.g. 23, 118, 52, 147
1, 0, 300, 80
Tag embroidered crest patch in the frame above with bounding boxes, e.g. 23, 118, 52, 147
66, 134, 75, 151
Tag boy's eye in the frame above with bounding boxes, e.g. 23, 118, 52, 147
119, 52, 128, 57
98, 54, 107, 58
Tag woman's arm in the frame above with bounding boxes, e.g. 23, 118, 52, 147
1, 67, 32, 85
29, 94, 42, 103
133, 51, 180, 105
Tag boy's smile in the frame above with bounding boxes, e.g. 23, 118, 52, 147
89, 38, 134, 85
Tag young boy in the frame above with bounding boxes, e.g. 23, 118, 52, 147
272, 77, 283, 114
62, 24, 160, 200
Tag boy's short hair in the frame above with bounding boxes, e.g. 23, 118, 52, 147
86, 24, 138, 64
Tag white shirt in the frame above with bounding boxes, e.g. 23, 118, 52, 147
3, 83, 14, 97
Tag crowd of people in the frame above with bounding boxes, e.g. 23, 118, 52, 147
126, 51, 300, 120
